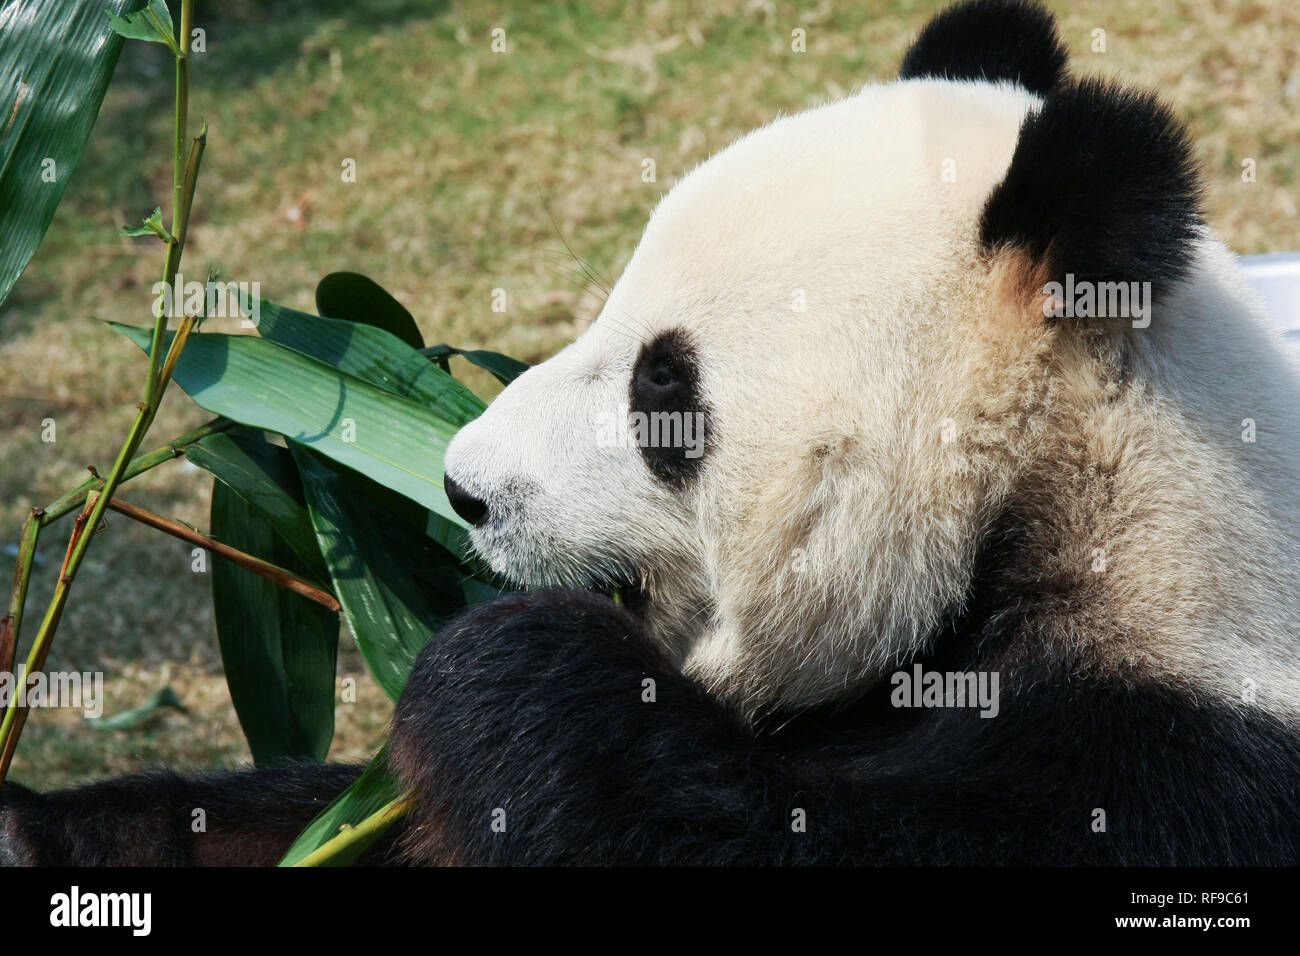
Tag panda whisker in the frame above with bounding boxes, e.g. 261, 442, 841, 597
536, 249, 612, 297
535, 263, 655, 348
541, 203, 615, 296
539, 260, 610, 306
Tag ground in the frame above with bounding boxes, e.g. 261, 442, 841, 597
1, 0, 1296, 789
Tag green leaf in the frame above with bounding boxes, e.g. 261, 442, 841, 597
0, 0, 146, 307
88, 686, 187, 731
422, 344, 529, 385
211, 481, 338, 765
105, 0, 178, 55
315, 272, 424, 349
253, 298, 484, 428
279, 745, 400, 867
111, 322, 468, 528
185, 428, 327, 582
292, 446, 466, 701
250, 296, 487, 556
119, 205, 172, 240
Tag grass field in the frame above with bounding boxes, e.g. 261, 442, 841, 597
2, 0, 1297, 790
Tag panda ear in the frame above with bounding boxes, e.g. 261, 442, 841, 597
979, 79, 1203, 314
899, 0, 1068, 96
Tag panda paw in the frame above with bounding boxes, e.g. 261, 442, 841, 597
387, 588, 697, 863
390, 587, 661, 768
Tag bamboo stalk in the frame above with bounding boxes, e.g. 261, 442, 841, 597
0, 495, 99, 781
291, 795, 416, 867
0, 0, 200, 786
144, 0, 192, 404
1, 511, 41, 673
0, 619, 12, 689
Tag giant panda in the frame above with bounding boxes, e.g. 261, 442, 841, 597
3, 0, 1299, 867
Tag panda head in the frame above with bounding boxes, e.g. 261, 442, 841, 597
442, 0, 1203, 713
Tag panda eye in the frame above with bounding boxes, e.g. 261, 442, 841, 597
646, 364, 679, 389
629, 329, 709, 486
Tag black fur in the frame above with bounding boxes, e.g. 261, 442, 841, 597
0, 763, 402, 866
629, 328, 709, 486
980, 78, 1204, 299
379, 589, 1300, 865
10, 580, 1296, 866
899, 0, 1068, 96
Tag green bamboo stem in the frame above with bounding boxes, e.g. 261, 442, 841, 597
1, 511, 40, 672
291, 795, 416, 867
0, 417, 229, 780
0, 0, 199, 786
0, 497, 95, 780
174, 123, 205, 260
143, 0, 191, 408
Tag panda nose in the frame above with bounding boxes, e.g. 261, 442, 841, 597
444, 473, 489, 527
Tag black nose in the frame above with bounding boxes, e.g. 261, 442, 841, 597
444, 474, 489, 527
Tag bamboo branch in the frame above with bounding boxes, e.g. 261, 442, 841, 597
0, 418, 232, 770
156, 313, 196, 398
174, 122, 206, 259
39, 418, 234, 527
105, 497, 340, 612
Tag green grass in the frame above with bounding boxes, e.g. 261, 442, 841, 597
2, 0, 1297, 790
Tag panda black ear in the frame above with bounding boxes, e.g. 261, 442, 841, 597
979, 79, 1203, 305
899, 0, 1068, 96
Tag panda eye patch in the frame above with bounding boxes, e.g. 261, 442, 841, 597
629, 329, 709, 485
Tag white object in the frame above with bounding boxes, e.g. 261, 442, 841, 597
1241, 252, 1300, 358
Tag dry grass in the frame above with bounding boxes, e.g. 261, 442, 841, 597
1, 0, 1296, 789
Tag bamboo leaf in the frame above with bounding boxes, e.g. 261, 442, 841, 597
119, 205, 172, 240
211, 481, 338, 765
106, 0, 178, 55
110, 321, 468, 528
185, 427, 327, 582
249, 296, 488, 556
422, 344, 529, 385
291, 446, 467, 701
87, 686, 187, 731
252, 297, 484, 428
0, 0, 147, 306
315, 271, 424, 349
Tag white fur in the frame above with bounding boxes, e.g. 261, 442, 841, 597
444, 78, 1300, 716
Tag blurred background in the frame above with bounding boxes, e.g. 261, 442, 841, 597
2, 0, 1297, 789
